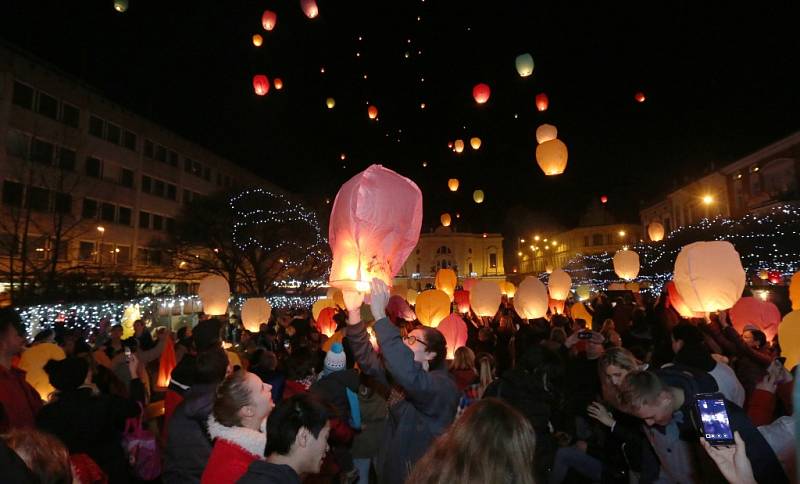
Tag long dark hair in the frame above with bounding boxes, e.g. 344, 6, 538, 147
417, 326, 447, 371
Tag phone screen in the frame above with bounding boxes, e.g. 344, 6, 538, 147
696, 396, 734, 445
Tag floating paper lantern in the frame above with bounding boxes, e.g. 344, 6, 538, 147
729, 296, 781, 340
462, 278, 477, 293
513, 276, 548, 319
198, 274, 230, 315
535, 124, 557, 144
241, 297, 272, 332
368, 105, 378, 119
665, 281, 702, 319
406, 288, 419, 305
648, 222, 665, 242
498, 281, 516, 298
252, 34, 263, 47
472, 83, 491, 104
448, 179, 460, 192
326, 97, 336, 109
300, 0, 319, 18
470, 137, 481, 150
536, 139, 568, 175
576, 285, 592, 300
778, 310, 800, 370
454, 290, 471, 313
316, 307, 338, 337
114, 0, 128, 13
253, 75, 269, 96
437, 313, 468, 359
673, 241, 746, 313
454, 139, 465, 153
313, 298, 338, 321
326, 287, 345, 309
440, 213, 452, 227
416, 289, 451, 327
548, 269, 572, 301
758, 269, 770, 280
790, 272, 800, 310
613, 249, 640, 280
549, 298, 566, 315
600, 195, 608, 204
571, 301, 592, 323
768, 270, 782, 284
387, 295, 416, 322
515, 53, 534, 77
18, 342, 65, 399
156, 335, 176, 388
473, 190, 484, 204
328, 165, 423, 292
435, 268, 457, 300
262, 10, 277, 30
274, 78, 283, 90
535, 93, 549, 111
470, 280, 502, 317
634, 91, 646, 103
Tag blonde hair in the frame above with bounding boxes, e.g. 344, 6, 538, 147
598, 347, 640, 373
477, 354, 496, 397
451, 346, 476, 371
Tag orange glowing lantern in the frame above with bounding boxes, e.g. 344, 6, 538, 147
790, 271, 800, 310
156, 335, 176, 388
472, 83, 491, 104
499, 281, 516, 298
462, 278, 478, 293
514, 276, 548, 319
262, 10, 277, 31
648, 222, 665, 242
300, 0, 319, 18
470, 137, 482, 150
779, 310, 800, 370
448, 179, 460, 192
665, 281, 702, 319
634, 91, 646, 103
535, 124, 557, 144
440, 213, 452, 227
241, 297, 272, 332
416, 289, 451, 327
473, 190, 484, 204
548, 269, 572, 301
253, 75, 270, 96
313, 298, 338, 320
368, 105, 378, 119
198, 274, 230, 315
252, 34, 263, 47
535, 93, 549, 111
437, 313, 468, 359
454, 290, 471, 313
729, 296, 781, 340
536, 139, 568, 175
470, 280, 502, 317
435, 268, 457, 301
316, 307, 338, 337
454, 139, 465, 153
274, 78, 283, 90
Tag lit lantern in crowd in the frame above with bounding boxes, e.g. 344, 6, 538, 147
571, 301, 592, 323
300, 0, 319, 18
454, 139, 465, 153
473, 190, 484, 204
729, 296, 781, 340
253, 75, 269, 96
470, 280, 502, 317
548, 269, 572, 301
535, 124, 557, 144
462, 278, 478, 293
613, 249, 640, 280
515, 53, 534, 77
262, 10, 277, 30
665, 281, 702, 319
328, 164, 423, 292
252, 34, 263, 47
576, 285, 591, 300
156, 335, 176, 388
790, 272, 800, 310
499, 281, 516, 298
635, 91, 646, 103
326, 287, 345, 308
435, 268, 458, 300
415, 289, 451, 326
535, 93, 549, 111
198, 275, 230, 315
387, 295, 416, 322
673, 241, 746, 313
470, 137, 482, 150
513, 276, 548, 319
437, 313, 468, 359
241, 297, 272, 332
18, 341, 64, 399
536, 139, 568, 175
312, 298, 338, 320
114, 0, 128, 13
448, 178, 460, 191
768, 270, 782, 284
648, 221, 665, 242
473, 83, 491, 104
440, 213, 452, 227
326, 97, 336, 109
545, 264, 554, 274
454, 290, 471, 313
316, 307, 338, 337
368, 105, 378, 119
549, 298, 566, 315
600, 195, 608, 204
778, 310, 800, 370
406, 288, 418, 305
758, 269, 770, 280
274, 78, 283, 90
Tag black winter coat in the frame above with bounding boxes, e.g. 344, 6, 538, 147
162, 383, 217, 484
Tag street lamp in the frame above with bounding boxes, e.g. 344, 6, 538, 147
96, 226, 105, 264
702, 194, 714, 218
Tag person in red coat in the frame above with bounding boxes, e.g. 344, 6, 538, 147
200, 370, 274, 484
0, 309, 42, 432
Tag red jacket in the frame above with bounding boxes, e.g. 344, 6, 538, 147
0, 364, 42, 432
200, 416, 266, 484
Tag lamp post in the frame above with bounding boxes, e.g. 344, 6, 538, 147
96, 226, 105, 266
702, 194, 714, 219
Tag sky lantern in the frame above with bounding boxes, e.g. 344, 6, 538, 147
328, 165, 422, 292
768, 270, 782, 284
515, 53, 534, 77
513, 276, 548, 319
729, 297, 781, 340
535, 93, 549, 111
648, 221, 665, 242
536, 138, 568, 175
454, 139, 465, 153
576, 285, 592, 300
470, 137, 482, 150
470, 280, 502, 317
440, 213, 452, 227
435, 268, 457, 300
472, 83, 491, 104
673, 241, 746, 313
252, 34, 263, 47
316, 307, 338, 337
447, 141, 454, 149
326, 287, 345, 308
262, 10, 277, 30
498, 281, 516, 298
326, 97, 336, 109
437, 313, 468, 359
406, 288, 418, 305
758, 269, 770, 280
253, 75, 269, 96
473, 190, 484, 204
241, 297, 272, 332
571, 301, 593, 323
368, 105, 378, 119
613, 249, 640, 280
635, 91, 646, 103
113, 0, 128, 13
600, 195, 608, 204
790, 272, 800, 310
300, 0, 319, 19
454, 290, 471, 313
156, 335, 176, 388
778, 310, 800, 370
448, 178, 460, 192
387, 295, 416, 322
415, 289, 451, 327
665, 281, 702, 319
312, 298, 338, 320
198, 274, 230, 315
273, 78, 283, 90
548, 269, 572, 301
535, 124, 557, 144
18, 342, 64, 399
462, 278, 478, 292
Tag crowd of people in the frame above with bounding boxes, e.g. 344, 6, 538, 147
0, 277, 796, 483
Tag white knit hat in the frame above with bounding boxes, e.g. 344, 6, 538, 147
324, 342, 346, 373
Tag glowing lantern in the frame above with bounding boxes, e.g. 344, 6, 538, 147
241, 297, 272, 333
648, 222, 665, 242
790, 272, 800, 310
121, 304, 141, 340
535, 93, 549, 111
368, 105, 378, 119
406, 288, 419, 305
673, 241, 746, 313
328, 164, 423, 292
462, 278, 477, 293
416, 289, 451, 327
156, 335, 176, 388
387, 296, 415, 322
548, 269, 572, 301
515, 53, 534, 77
454, 139, 465, 153
535, 124, 557, 144
571, 302, 592, 323
513, 276, 548, 320
312, 298, 338, 321
665, 281, 702, 319
758, 269, 770, 280
252, 34, 263, 47
437, 313, 468, 359
316, 307, 338, 337
473, 190, 484, 204
114, 0, 128, 13
326, 97, 336, 109
729, 297, 781, 340
498, 281, 516, 298
778, 310, 800, 370
545, 263, 554, 274
470, 137, 482, 150
274, 78, 283, 90
440, 213, 452, 227
613, 249, 640, 280
536, 139, 568, 175
262, 10, 277, 31
448, 179, 460, 191
472, 83, 491, 104
18, 343, 65, 399
435, 268, 457, 300
253, 75, 270, 96
454, 290, 471, 313
470, 280, 502, 317
549, 298, 566, 315
576, 285, 591, 300
326, 287, 345, 308
768, 271, 782, 284
300, 0, 319, 18
198, 275, 230, 315
634, 91, 646, 103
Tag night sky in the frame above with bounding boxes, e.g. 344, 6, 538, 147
2, 1, 799, 241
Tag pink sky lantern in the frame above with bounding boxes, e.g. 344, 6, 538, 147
386, 295, 416, 322
535, 92, 549, 111
462, 278, 477, 293
316, 307, 338, 337
300, 0, 319, 18
665, 281, 703, 319
472, 83, 491, 104
454, 290, 470, 314
328, 164, 423, 292
253, 75, 269, 96
261, 10, 277, 30
437, 313, 468, 359
470, 280, 502, 317
729, 296, 781, 340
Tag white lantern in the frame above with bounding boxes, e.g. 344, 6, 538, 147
515, 53, 534, 77
613, 249, 640, 280
198, 275, 230, 315
548, 269, 572, 301
513, 276, 548, 319
535, 124, 557, 144
241, 297, 272, 332
648, 222, 665, 242
469, 280, 502, 317
673, 241, 746, 313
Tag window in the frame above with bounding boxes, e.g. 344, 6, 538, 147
29, 236, 48, 260
141, 175, 152, 193
118, 206, 132, 226
166, 184, 177, 200
117, 245, 131, 265
120, 168, 134, 188
54, 193, 71, 214
100, 202, 115, 222
144, 139, 154, 158
30, 138, 54, 164
6, 130, 30, 159
2, 181, 24, 207
139, 211, 150, 229
27, 186, 50, 212
489, 253, 497, 269
57, 147, 76, 171
78, 241, 95, 261
184, 158, 192, 173
0, 234, 19, 256
203, 166, 211, 181
37, 92, 58, 119
592, 234, 604, 246
192, 160, 202, 176
123, 130, 137, 151
153, 179, 165, 197
82, 198, 97, 219
183, 189, 192, 205
89, 115, 104, 137
136, 247, 149, 265
152, 214, 163, 231
12, 81, 34, 109
105, 123, 121, 145
155, 145, 166, 163
86, 157, 102, 178
166, 217, 175, 233
168, 151, 178, 167
61, 103, 79, 128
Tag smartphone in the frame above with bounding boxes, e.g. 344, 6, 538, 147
695, 393, 734, 446
283, 340, 291, 349
124, 346, 131, 361
578, 331, 593, 340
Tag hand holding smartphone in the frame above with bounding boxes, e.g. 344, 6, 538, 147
695, 392, 734, 446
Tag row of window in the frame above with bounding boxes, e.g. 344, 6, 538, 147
1, 181, 71, 214
6, 130, 77, 170
141, 175, 177, 201
144, 139, 179, 167
0, 234, 68, 261
88, 114, 137, 151
12, 81, 79, 128
0, 234, 169, 267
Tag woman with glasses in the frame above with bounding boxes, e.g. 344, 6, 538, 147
343, 279, 460, 484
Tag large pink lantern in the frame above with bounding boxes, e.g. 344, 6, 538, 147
261, 10, 277, 31
729, 296, 781, 340
300, 0, 319, 18
437, 313, 468, 359
462, 278, 478, 293
329, 165, 422, 292
470, 280, 502, 317
472, 83, 491, 104
386, 295, 416, 322
665, 281, 703, 319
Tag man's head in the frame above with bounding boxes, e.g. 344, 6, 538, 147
743, 329, 766, 349
0, 308, 26, 360
266, 393, 331, 475
195, 346, 230, 384
213, 370, 274, 429
109, 324, 123, 342
133, 319, 145, 335
618, 370, 676, 427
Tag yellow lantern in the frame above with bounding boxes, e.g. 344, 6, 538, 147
778, 310, 800, 370
448, 179, 460, 192
406, 288, 419, 305
648, 222, 665, 242
571, 301, 592, 323
613, 249, 640, 280
470, 280, 502, 317
454, 139, 465, 153
548, 269, 572, 301
113, 0, 128, 13
312, 298, 338, 321
758, 269, 770, 280
326, 287, 345, 308
470, 137, 482, 150
252, 34, 263, 47
545, 263, 554, 274
415, 289, 451, 327
473, 190, 484, 204
241, 297, 272, 332
513, 276, 548, 319
498, 281, 516, 298
673, 241, 745, 312
435, 268, 457, 300
535, 124, 557, 144
790, 272, 800, 310
440, 213, 452, 227
535, 139, 568, 176
19, 342, 65, 400
576, 285, 591, 300
198, 274, 230, 315
326, 97, 336, 109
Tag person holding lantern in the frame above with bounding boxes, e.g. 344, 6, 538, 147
342, 278, 460, 484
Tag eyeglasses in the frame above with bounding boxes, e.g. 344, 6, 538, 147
403, 335, 428, 349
